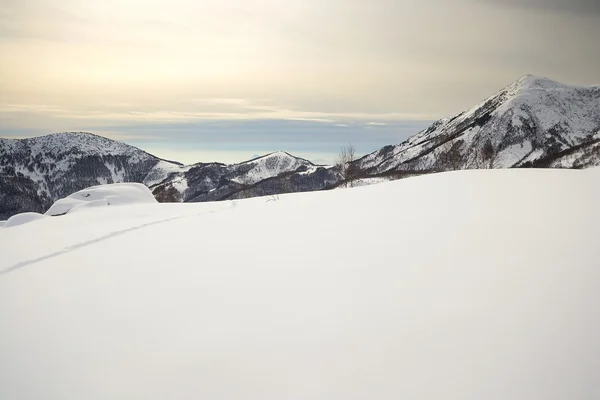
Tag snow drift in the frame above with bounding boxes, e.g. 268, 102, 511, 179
0, 169, 599, 399
2, 212, 49, 228
44, 183, 157, 216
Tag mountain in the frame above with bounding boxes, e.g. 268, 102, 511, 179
0, 132, 184, 219
3, 75, 599, 219
152, 151, 338, 203
0, 133, 338, 219
354, 75, 600, 176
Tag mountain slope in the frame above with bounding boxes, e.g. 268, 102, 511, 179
3, 75, 599, 217
1, 168, 599, 399
0, 133, 338, 218
151, 151, 338, 203
0, 132, 183, 219
355, 75, 600, 175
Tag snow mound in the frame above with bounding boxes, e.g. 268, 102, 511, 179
45, 183, 158, 216
2, 212, 49, 228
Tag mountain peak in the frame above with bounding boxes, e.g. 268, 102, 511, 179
244, 150, 313, 165
264, 150, 292, 159
510, 75, 562, 92
356, 75, 600, 174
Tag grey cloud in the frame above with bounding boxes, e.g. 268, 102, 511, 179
484, 0, 600, 14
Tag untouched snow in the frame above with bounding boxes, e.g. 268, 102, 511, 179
2, 212, 49, 228
1, 169, 599, 399
44, 183, 157, 216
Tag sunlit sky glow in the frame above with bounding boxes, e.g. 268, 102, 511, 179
1, 0, 598, 163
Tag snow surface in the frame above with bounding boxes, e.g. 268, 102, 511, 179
342, 177, 392, 188
44, 183, 157, 216
231, 151, 312, 185
143, 160, 190, 187
2, 212, 49, 228
1, 169, 599, 399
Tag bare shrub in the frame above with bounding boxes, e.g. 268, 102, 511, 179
336, 143, 357, 187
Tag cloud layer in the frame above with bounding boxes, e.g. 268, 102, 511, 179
1, 0, 598, 162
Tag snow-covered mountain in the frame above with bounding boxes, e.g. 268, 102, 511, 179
1, 169, 599, 399
152, 151, 338, 203
3, 75, 599, 218
0, 133, 337, 219
355, 75, 600, 176
0, 132, 184, 219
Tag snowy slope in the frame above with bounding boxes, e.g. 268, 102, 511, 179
356, 75, 600, 175
230, 151, 313, 185
0, 133, 334, 217
143, 160, 191, 187
152, 151, 336, 203
1, 169, 599, 399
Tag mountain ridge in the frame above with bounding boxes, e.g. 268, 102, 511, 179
0, 132, 337, 219
353, 74, 600, 176
2, 75, 600, 219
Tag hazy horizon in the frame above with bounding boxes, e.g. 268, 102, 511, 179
1, 0, 599, 163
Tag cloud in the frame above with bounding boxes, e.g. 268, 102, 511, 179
0, 0, 599, 147
0, 101, 433, 135
482, 0, 600, 14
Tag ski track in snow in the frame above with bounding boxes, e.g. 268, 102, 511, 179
1, 201, 238, 274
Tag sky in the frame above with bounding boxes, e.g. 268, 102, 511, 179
1, 0, 599, 164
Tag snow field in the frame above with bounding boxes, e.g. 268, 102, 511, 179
0, 169, 598, 400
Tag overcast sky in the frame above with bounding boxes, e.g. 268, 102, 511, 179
1, 0, 598, 163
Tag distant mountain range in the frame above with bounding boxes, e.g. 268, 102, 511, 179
1, 75, 599, 219
0, 132, 337, 219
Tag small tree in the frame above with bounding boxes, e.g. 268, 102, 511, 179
336, 143, 357, 187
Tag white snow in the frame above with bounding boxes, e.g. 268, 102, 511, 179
231, 151, 312, 185
171, 176, 189, 193
144, 160, 190, 187
343, 177, 391, 188
0, 169, 599, 399
495, 141, 533, 167
44, 183, 158, 216
298, 165, 320, 175
2, 212, 49, 228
